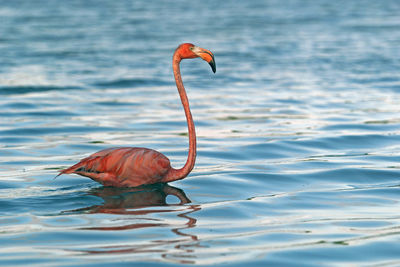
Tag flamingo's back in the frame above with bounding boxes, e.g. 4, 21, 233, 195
59, 147, 171, 187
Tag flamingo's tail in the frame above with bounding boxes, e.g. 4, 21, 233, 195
54, 162, 84, 180
54, 166, 74, 180
53, 172, 62, 180
54, 156, 101, 180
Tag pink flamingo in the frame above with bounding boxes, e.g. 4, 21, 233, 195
58, 43, 216, 187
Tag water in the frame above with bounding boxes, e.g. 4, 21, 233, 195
1, 0, 400, 265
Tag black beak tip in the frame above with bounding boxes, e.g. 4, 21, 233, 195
209, 60, 216, 73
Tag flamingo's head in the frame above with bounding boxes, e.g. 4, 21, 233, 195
176, 43, 216, 73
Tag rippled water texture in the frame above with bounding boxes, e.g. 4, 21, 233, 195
1, 0, 400, 266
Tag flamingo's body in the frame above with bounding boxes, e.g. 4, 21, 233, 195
60, 147, 171, 187
58, 43, 216, 187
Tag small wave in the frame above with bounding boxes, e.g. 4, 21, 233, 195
0, 85, 82, 95
94, 78, 171, 89
0, 126, 117, 136
0, 110, 77, 118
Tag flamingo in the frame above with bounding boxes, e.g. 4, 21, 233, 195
57, 43, 216, 187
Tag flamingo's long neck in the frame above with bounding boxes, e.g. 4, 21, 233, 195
163, 51, 196, 182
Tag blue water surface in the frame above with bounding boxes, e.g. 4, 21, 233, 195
1, 0, 400, 266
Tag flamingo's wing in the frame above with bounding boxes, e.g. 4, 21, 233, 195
59, 147, 171, 187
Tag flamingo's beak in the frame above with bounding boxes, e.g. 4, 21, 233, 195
192, 46, 216, 73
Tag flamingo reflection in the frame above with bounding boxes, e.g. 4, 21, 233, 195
68, 183, 191, 215
64, 183, 201, 263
